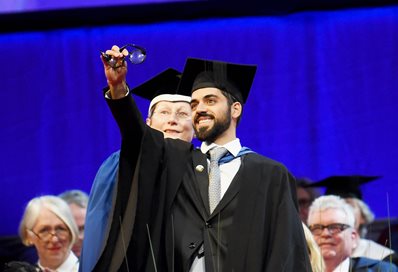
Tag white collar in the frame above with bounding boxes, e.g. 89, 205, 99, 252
200, 138, 242, 157
38, 252, 79, 272
332, 257, 350, 272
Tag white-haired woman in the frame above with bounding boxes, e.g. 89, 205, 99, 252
19, 195, 79, 271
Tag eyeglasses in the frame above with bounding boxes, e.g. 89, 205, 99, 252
309, 223, 351, 236
152, 110, 191, 121
101, 44, 146, 68
29, 226, 70, 241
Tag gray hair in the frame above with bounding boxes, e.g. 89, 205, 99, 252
308, 195, 356, 227
351, 198, 375, 224
19, 195, 78, 247
58, 189, 89, 208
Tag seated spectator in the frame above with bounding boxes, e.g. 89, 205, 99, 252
59, 190, 89, 258
19, 195, 79, 271
346, 197, 397, 264
308, 195, 397, 272
309, 175, 397, 263
296, 178, 319, 223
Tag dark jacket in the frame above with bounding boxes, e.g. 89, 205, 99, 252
93, 93, 311, 272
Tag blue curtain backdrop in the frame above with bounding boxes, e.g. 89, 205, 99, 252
1, 5, 397, 235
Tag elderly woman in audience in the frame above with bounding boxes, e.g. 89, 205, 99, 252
19, 195, 79, 271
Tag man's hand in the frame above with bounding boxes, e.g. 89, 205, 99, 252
101, 45, 129, 99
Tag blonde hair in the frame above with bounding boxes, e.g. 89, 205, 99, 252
19, 195, 78, 248
302, 222, 324, 272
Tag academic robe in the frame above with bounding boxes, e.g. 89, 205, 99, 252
93, 92, 311, 272
350, 257, 397, 271
80, 150, 120, 272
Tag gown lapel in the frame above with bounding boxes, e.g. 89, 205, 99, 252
209, 159, 243, 218
191, 149, 210, 216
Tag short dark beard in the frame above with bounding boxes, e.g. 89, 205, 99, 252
194, 109, 231, 143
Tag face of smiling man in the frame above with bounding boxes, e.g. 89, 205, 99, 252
308, 207, 358, 271
190, 87, 242, 145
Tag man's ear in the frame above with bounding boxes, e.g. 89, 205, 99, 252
231, 102, 242, 119
146, 117, 151, 126
351, 229, 360, 248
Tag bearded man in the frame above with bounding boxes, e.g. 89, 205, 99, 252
92, 47, 310, 272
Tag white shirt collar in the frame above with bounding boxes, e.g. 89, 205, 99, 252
332, 257, 350, 272
200, 138, 242, 157
38, 252, 79, 272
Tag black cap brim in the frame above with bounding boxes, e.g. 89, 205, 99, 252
306, 175, 381, 199
131, 68, 182, 100
178, 58, 257, 104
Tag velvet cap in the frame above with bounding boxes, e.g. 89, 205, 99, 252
178, 58, 257, 104
130, 68, 191, 115
307, 175, 380, 199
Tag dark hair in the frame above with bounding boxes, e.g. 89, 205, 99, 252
296, 178, 319, 202
220, 90, 243, 125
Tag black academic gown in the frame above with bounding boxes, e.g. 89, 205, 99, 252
93, 93, 311, 272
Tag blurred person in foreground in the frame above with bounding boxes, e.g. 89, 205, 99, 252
19, 195, 79, 271
90, 46, 310, 271
308, 195, 397, 272
58, 190, 89, 258
3, 261, 42, 272
80, 68, 194, 272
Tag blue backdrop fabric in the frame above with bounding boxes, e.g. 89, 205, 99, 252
1, 5, 397, 235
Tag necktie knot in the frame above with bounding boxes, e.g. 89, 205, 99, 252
209, 147, 228, 164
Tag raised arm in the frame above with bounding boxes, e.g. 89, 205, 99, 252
101, 45, 129, 99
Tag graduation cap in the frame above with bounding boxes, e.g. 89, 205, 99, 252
130, 68, 191, 115
178, 58, 257, 104
307, 175, 381, 199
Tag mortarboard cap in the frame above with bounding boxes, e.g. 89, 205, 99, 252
307, 175, 381, 199
130, 68, 191, 115
178, 58, 257, 104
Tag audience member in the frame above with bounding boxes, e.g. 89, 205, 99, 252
309, 175, 397, 263
58, 190, 89, 258
80, 68, 194, 272
296, 177, 319, 223
345, 197, 374, 237
346, 197, 397, 264
19, 195, 79, 271
308, 195, 397, 271
307, 175, 379, 200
